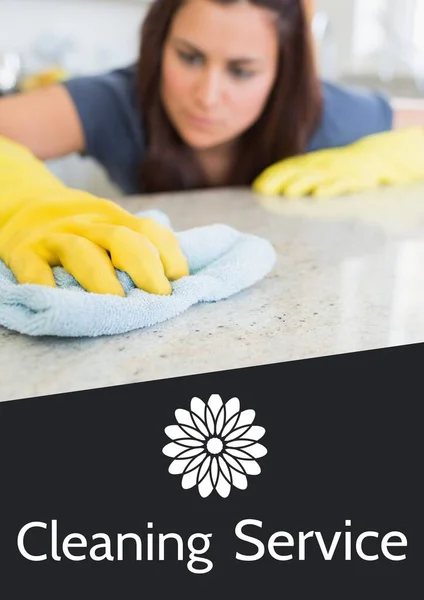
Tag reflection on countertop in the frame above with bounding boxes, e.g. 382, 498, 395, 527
2, 183, 424, 402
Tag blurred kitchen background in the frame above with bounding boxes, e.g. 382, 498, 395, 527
1, 0, 424, 197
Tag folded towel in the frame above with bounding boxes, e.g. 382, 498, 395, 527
0, 210, 276, 337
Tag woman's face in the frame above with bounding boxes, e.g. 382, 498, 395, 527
160, 0, 279, 150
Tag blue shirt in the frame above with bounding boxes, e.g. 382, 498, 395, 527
63, 65, 394, 195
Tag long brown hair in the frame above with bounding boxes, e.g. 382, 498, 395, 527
137, 0, 322, 193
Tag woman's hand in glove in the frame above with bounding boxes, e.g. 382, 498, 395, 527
0, 136, 189, 296
252, 127, 424, 198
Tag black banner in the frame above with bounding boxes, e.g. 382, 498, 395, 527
0, 343, 422, 599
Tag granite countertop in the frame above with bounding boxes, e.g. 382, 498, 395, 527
2, 183, 424, 403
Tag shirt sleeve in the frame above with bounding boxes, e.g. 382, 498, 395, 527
307, 80, 394, 152
62, 65, 144, 194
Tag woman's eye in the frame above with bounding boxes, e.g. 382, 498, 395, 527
177, 50, 203, 66
230, 66, 255, 80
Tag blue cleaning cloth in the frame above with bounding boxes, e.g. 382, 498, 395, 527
0, 210, 276, 338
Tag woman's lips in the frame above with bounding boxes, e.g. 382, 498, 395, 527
185, 112, 219, 129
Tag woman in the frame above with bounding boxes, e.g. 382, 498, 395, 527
1, 0, 424, 295
3, 0, 423, 192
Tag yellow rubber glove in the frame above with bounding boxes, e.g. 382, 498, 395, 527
252, 126, 424, 198
0, 135, 189, 296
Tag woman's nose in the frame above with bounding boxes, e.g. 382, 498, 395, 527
194, 68, 222, 109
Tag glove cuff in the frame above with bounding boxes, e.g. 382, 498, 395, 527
0, 135, 66, 225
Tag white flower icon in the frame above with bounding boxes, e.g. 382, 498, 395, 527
162, 394, 267, 498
